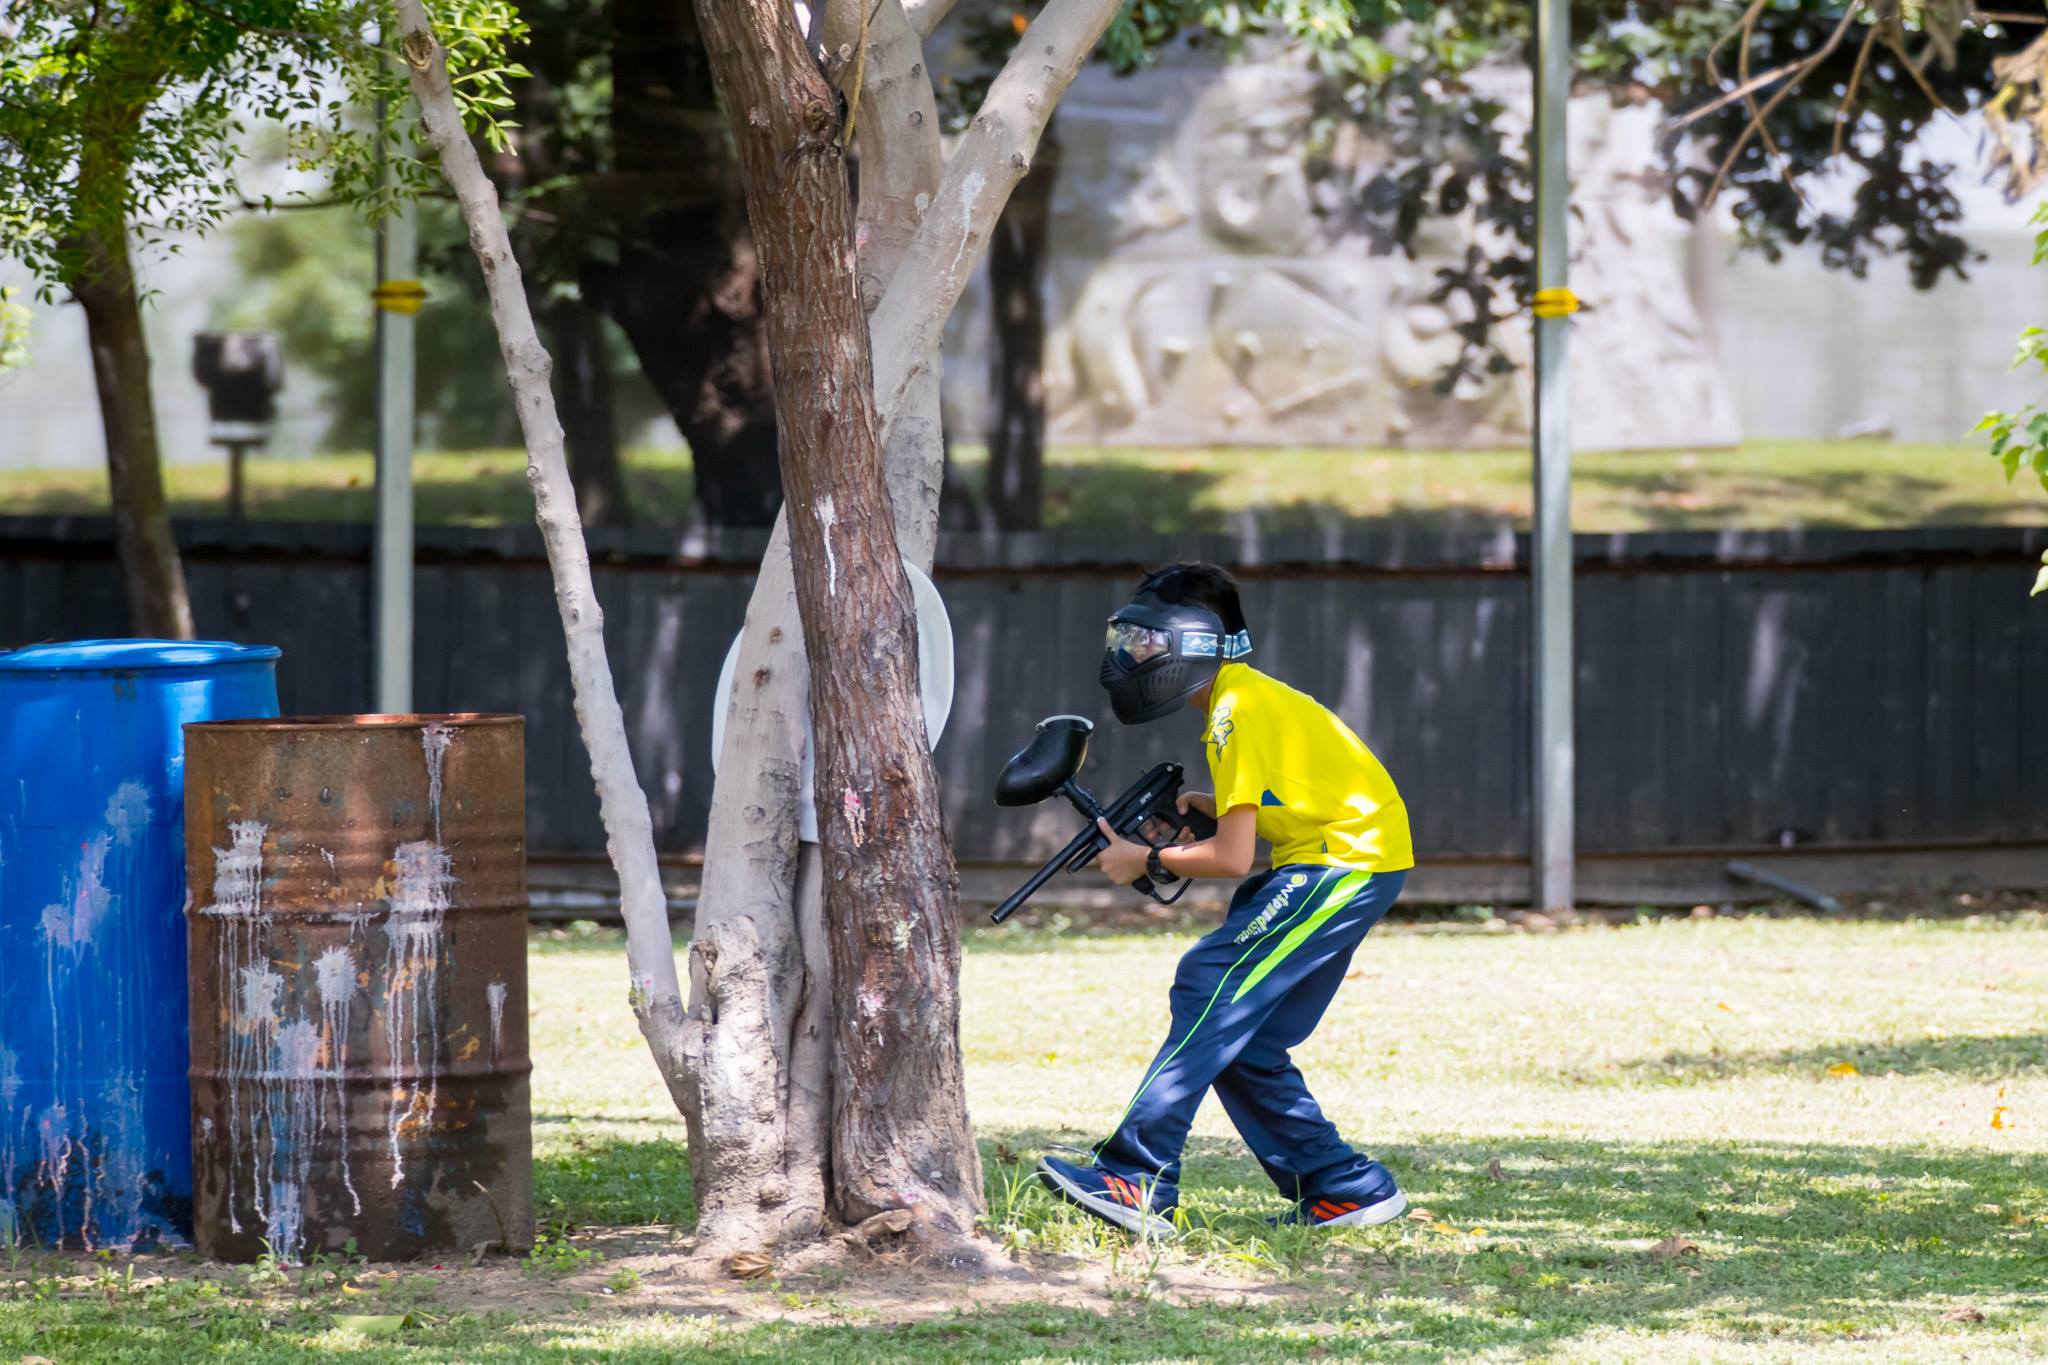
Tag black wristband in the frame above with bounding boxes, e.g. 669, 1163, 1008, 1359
1146, 846, 1178, 885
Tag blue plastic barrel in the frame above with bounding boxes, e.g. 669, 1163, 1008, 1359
0, 639, 280, 1250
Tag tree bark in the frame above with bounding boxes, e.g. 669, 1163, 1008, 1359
391, 0, 688, 1125
682, 510, 819, 1250
678, 0, 950, 1254
597, 0, 781, 528
537, 297, 628, 527
68, 215, 194, 640
681, 0, 1105, 1253
693, 0, 980, 1236
984, 115, 1057, 531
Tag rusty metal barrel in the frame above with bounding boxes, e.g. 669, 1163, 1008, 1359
182, 714, 532, 1263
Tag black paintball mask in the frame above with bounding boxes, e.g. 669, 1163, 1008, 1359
1098, 591, 1253, 725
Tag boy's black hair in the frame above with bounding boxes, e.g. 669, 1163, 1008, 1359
1135, 561, 1248, 635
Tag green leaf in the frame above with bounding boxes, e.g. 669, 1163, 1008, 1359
2031, 557, 2048, 598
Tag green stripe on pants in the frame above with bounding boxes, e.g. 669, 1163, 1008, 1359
1230, 871, 1372, 1004
1093, 870, 1345, 1161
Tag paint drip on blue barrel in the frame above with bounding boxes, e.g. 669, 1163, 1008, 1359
0, 640, 280, 1249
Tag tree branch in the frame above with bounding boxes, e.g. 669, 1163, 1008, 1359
867, 0, 1121, 448
1699, 1, 1863, 209
901, 0, 959, 41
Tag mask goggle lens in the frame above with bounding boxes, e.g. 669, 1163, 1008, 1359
1106, 621, 1173, 668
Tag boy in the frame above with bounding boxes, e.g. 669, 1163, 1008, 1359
1036, 562, 1414, 1237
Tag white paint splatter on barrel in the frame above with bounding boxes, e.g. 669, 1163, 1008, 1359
486, 981, 508, 1066
383, 840, 454, 1187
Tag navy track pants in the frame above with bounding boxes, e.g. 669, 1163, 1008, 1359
1094, 864, 1405, 1203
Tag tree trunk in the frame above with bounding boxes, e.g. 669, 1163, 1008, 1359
693, 0, 981, 1236
984, 116, 1057, 531
680, 0, 1114, 1254
68, 218, 194, 640
598, 0, 781, 528
676, 0, 950, 1255
392, 0, 689, 1131
538, 297, 628, 527
488, 45, 630, 529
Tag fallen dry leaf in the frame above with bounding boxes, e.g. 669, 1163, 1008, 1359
726, 1250, 775, 1280
1486, 1159, 1506, 1181
1406, 1208, 1437, 1223
1826, 1062, 1859, 1077
1941, 1306, 1986, 1324
1648, 1235, 1701, 1260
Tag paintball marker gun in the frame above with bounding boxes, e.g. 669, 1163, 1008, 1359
989, 715, 1218, 925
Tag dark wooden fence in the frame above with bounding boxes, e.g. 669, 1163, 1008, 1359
4, 516, 2043, 898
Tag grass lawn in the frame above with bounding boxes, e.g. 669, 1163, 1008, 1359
3, 911, 2044, 1360
2, 439, 2040, 533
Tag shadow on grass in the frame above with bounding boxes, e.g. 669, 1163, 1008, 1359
1608, 1031, 2048, 1085
519, 1119, 2045, 1360
1035, 457, 1523, 537
0, 452, 700, 527
1571, 464, 2020, 532
534, 1121, 696, 1229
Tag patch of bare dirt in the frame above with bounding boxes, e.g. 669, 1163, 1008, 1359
8, 1225, 1351, 1333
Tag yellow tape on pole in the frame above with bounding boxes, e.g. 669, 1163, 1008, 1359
371, 280, 428, 316
1532, 286, 1580, 319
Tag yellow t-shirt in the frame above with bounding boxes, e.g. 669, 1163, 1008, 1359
1203, 663, 1414, 872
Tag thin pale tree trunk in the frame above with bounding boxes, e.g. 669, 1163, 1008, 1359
869, 0, 1123, 450
69, 216, 193, 640
985, 116, 1057, 531
391, 0, 688, 1112
693, 0, 980, 1235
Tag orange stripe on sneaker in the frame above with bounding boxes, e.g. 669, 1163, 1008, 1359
1312, 1201, 1339, 1220
1335, 1202, 1359, 1214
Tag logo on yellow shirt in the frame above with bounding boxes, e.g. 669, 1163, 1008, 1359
1206, 702, 1235, 759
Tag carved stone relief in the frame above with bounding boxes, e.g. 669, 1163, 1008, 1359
941, 43, 1742, 450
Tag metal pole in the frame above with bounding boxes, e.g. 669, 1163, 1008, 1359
1531, 0, 1576, 912
373, 102, 420, 714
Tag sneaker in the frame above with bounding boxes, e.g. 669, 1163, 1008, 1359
1036, 1155, 1177, 1238
1271, 1187, 1409, 1227
1271, 1162, 1409, 1228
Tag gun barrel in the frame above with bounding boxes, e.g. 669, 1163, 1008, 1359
991, 823, 1104, 924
